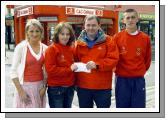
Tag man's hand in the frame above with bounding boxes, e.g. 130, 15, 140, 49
86, 61, 97, 70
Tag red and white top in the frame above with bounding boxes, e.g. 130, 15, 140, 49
24, 44, 44, 82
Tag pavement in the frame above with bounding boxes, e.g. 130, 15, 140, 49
4, 44, 155, 108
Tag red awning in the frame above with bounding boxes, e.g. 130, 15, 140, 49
6, 5, 14, 8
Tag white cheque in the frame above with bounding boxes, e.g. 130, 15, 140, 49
74, 62, 91, 73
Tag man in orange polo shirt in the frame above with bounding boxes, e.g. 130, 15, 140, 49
113, 9, 151, 108
75, 15, 119, 108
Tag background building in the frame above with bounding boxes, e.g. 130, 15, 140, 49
5, 5, 155, 60
12, 5, 119, 45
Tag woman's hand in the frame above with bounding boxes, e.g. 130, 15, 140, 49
71, 63, 78, 71
39, 87, 46, 99
12, 78, 31, 105
18, 89, 32, 105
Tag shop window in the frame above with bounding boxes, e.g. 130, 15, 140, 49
72, 24, 83, 38
138, 20, 155, 45
138, 21, 149, 35
47, 22, 57, 45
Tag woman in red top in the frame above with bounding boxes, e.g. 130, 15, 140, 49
45, 22, 77, 108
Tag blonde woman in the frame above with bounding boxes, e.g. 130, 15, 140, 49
10, 19, 48, 108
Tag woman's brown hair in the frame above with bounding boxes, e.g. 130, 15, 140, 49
53, 22, 75, 46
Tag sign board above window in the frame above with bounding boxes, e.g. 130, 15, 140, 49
37, 17, 58, 22
66, 7, 103, 16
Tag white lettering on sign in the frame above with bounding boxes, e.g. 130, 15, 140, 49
17, 6, 33, 17
66, 7, 103, 16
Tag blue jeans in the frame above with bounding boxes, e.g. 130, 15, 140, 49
77, 87, 111, 108
47, 86, 74, 108
115, 76, 146, 108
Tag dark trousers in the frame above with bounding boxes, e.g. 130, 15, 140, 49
115, 76, 146, 108
77, 87, 111, 108
47, 86, 74, 108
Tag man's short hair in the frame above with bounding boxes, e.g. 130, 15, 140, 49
123, 9, 138, 18
124, 8, 138, 13
84, 15, 100, 25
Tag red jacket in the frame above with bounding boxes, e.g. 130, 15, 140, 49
113, 30, 151, 77
75, 35, 119, 89
45, 43, 75, 87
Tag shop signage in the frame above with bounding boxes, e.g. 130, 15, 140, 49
66, 7, 103, 16
37, 17, 58, 22
100, 18, 113, 24
17, 6, 33, 17
139, 14, 155, 20
67, 17, 84, 23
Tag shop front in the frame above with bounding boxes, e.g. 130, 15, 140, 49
138, 13, 155, 45
14, 5, 118, 45
66, 7, 115, 38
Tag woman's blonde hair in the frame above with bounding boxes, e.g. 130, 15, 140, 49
53, 22, 75, 46
25, 19, 44, 40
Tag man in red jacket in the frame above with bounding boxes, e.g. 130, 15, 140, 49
75, 15, 119, 108
113, 9, 151, 108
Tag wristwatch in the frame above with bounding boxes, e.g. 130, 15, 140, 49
96, 65, 99, 69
